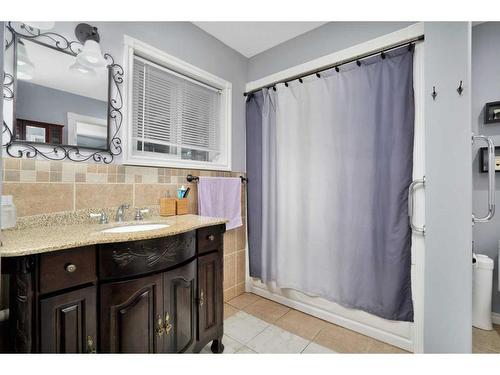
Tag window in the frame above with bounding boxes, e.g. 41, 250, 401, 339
123, 37, 232, 170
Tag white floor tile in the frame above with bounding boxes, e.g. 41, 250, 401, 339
200, 345, 212, 354
224, 311, 270, 344
235, 346, 257, 354
246, 325, 310, 354
221, 335, 244, 353
302, 342, 336, 354
200, 335, 244, 354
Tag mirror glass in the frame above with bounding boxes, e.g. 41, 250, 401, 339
14, 38, 110, 150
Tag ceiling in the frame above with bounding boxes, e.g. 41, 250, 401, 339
20, 38, 108, 101
192, 22, 328, 58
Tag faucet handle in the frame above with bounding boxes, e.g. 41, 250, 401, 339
90, 212, 108, 224
134, 208, 149, 221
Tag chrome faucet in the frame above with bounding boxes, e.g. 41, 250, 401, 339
115, 204, 130, 222
134, 208, 150, 221
90, 212, 108, 224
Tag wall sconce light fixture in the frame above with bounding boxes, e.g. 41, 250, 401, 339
74, 23, 106, 68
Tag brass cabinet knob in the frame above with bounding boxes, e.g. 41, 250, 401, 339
87, 336, 96, 353
156, 315, 164, 337
65, 264, 77, 273
207, 234, 215, 241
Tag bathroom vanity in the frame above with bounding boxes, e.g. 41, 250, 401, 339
0, 215, 226, 354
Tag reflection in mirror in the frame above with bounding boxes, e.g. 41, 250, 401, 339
14, 38, 109, 150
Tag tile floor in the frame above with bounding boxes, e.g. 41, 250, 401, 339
202, 292, 408, 354
473, 325, 500, 353
203, 292, 500, 354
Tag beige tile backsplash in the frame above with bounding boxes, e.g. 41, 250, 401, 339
2, 157, 247, 301
3, 182, 74, 216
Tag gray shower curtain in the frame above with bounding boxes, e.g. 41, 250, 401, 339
246, 47, 415, 322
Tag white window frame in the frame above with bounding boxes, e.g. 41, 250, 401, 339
122, 35, 232, 171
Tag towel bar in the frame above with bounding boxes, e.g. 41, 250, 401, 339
186, 174, 248, 184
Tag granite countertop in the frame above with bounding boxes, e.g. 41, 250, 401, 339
0, 214, 228, 257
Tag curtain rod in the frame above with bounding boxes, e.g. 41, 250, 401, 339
243, 35, 424, 97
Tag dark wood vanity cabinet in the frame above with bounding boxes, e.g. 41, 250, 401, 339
3, 224, 225, 354
100, 272, 164, 353
197, 251, 223, 348
163, 259, 197, 353
40, 286, 97, 353
99, 260, 197, 353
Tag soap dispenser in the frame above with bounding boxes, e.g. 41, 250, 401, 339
1, 195, 17, 229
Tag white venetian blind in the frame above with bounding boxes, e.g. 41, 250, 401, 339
132, 55, 221, 158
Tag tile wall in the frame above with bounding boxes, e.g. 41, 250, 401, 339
1, 157, 247, 305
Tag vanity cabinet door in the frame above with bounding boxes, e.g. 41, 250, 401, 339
197, 252, 223, 345
163, 259, 197, 353
100, 274, 163, 353
39, 286, 97, 353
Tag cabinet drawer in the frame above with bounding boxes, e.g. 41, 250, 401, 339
98, 232, 196, 280
197, 225, 225, 255
39, 246, 96, 294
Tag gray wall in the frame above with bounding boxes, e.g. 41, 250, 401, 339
471, 22, 500, 314
48, 22, 248, 172
247, 22, 415, 81
423, 22, 472, 353
16, 81, 107, 144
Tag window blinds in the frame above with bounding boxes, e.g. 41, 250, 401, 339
132, 56, 221, 156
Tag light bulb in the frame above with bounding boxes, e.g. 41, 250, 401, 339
76, 40, 106, 68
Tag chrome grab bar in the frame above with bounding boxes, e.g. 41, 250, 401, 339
472, 134, 496, 223
408, 176, 425, 235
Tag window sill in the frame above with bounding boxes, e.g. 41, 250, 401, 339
122, 155, 232, 172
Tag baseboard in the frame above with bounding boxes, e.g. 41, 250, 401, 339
492, 312, 500, 325
249, 283, 413, 352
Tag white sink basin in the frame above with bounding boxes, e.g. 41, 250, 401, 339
100, 223, 169, 234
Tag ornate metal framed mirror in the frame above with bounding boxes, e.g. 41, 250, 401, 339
2, 22, 123, 163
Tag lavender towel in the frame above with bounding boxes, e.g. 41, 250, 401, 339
198, 177, 242, 230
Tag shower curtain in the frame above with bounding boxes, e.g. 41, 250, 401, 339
246, 47, 415, 322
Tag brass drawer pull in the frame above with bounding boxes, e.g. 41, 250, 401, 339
199, 289, 205, 307
165, 313, 172, 335
156, 315, 164, 337
87, 335, 96, 353
207, 234, 215, 241
65, 263, 77, 273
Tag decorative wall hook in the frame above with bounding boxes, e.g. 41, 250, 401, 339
457, 80, 464, 95
431, 86, 437, 101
